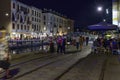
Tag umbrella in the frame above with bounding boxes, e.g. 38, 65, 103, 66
88, 22, 118, 31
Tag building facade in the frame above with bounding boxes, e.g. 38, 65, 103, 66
0, 0, 74, 39
112, 0, 120, 27
31, 6, 43, 38
67, 19, 74, 33
42, 9, 74, 36
11, 0, 32, 39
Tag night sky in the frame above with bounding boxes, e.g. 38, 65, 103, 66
18, 0, 112, 30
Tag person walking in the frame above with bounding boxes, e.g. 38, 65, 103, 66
57, 36, 63, 53
0, 27, 12, 79
110, 38, 118, 54
62, 36, 66, 54
86, 36, 89, 46
0, 42, 11, 79
75, 36, 80, 50
49, 37, 55, 53
79, 36, 83, 51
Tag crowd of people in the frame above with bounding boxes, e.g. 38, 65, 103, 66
46, 35, 90, 54
92, 37, 120, 54
3, 32, 120, 79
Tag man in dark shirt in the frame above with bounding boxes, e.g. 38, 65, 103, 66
86, 37, 89, 46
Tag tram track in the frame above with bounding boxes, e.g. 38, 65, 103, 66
12, 54, 74, 80
0, 54, 58, 73
13, 52, 90, 80
54, 57, 86, 80
10, 54, 60, 67
0, 45, 91, 80
57, 54, 108, 80
13, 54, 75, 80
0, 53, 66, 79
99, 57, 108, 80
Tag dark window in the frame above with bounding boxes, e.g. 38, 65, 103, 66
32, 24, 34, 29
12, 13, 15, 21
35, 11, 36, 16
39, 13, 41, 17
27, 17, 30, 24
28, 9, 30, 13
17, 24, 19, 29
50, 22, 52, 24
27, 26, 29, 30
20, 15, 23, 23
28, 17, 29, 21
13, 3, 15, 9
44, 22, 46, 25
44, 16, 46, 20
35, 25, 36, 31
32, 17, 34, 21
39, 19, 41, 22
32, 10, 33, 15
17, 5, 19, 12
24, 16, 26, 21
17, 14, 19, 20
54, 24, 57, 27
21, 25, 23, 30
59, 26, 62, 28
37, 19, 39, 22
24, 25, 26, 30
12, 23, 15, 29
51, 17, 52, 20
37, 12, 38, 17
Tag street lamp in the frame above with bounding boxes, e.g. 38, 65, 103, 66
68, 27, 70, 30
103, 19, 106, 22
97, 5, 111, 23
97, 6, 107, 22
43, 27, 46, 31
5, 13, 9, 17
97, 6, 103, 12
